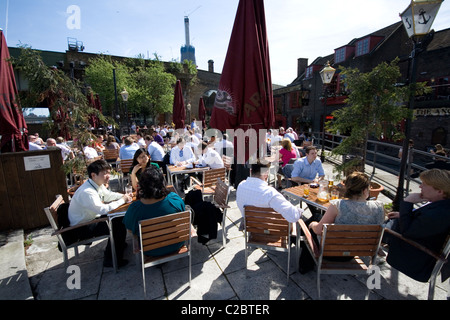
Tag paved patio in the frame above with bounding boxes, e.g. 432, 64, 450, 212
1, 162, 449, 301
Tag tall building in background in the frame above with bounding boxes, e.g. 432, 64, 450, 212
180, 16, 196, 65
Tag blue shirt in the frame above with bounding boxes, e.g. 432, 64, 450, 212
291, 157, 325, 180
119, 144, 140, 160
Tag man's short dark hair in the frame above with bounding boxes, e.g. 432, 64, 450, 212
250, 160, 271, 176
305, 145, 317, 154
87, 160, 111, 179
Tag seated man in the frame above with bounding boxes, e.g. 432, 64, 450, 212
68, 160, 133, 268
170, 137, 195, 166
197, 141, 224, 169
289, 145, 325, 185
285, 145, 325, 218
236, 161, 303, 224
385, 169, 450, 282
119, 136, 140, 160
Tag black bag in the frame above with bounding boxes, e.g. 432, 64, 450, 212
184, 189, 223, 245
57, 203, 71, 228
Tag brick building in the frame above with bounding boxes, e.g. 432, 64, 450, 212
9, 47, 220, 127
274, 21, 450, 152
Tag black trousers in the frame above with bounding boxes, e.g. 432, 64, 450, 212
75, 217, 127, 261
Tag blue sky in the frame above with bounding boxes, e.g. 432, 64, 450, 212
2, 0, 449, 88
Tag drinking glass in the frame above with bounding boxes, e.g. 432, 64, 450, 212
303, 185, 310, 198
125, 184, 133, 195
331, 189, 339, 200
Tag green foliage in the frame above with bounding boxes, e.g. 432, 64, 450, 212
85, 54, 178, 119
84, 55, 131, 116
327, 58, 430, 175
11, 47, 113, 177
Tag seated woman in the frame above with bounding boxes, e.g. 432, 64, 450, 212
278, 138, 297, 187
309, 171, 385, 234
130, 148, 160, 191
123, 166, 186, 257
299, 171, 384, 273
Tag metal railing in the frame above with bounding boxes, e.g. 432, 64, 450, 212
312, 131, 448, 197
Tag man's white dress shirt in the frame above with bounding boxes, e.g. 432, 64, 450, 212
236, 177, 303, 223
198, 148, 224, 169
147, 141, 165, 161
68, 179, 126, 226
170, 145, 195, 165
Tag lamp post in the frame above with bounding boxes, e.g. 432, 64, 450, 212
394, 0, 442, 209
120, 88, 130, 135
319, 61, 336, 163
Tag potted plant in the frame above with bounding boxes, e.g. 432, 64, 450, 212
326, 58, 429, 197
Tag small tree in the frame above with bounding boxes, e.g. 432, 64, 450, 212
327, 58, 429, 177
12, 47, 113, 178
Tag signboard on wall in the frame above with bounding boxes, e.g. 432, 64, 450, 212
414, 108, 450, 116
24, 155, 51, 171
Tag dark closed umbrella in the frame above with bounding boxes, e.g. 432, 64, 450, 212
209, 0, 274, 133
0, 30, 28, 152
198, 97, 206, 129
172, 80, 185, 129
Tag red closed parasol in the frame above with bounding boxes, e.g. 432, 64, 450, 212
0, 30, 28, 152
172, 80, 185, 129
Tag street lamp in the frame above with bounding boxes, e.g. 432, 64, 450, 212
394, 0, 442, 209
120, 88, 130, 135
319, 61, 336, 162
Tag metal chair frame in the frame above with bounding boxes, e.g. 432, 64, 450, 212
244, 206, 299, 282
138, 210, 192, 297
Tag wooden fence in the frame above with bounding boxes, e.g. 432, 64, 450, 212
0, 149, 68, 231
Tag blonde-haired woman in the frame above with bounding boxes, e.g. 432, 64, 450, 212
386, 169, 450, 282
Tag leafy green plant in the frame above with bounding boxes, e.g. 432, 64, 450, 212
327, 58, 430, 178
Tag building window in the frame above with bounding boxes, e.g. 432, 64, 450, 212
355, 38, 370, 56
335, 47, 346, 64
305, 66, 313, 79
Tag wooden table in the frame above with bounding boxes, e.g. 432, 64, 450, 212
282, 184, 335, 212
166, 165, 210, 185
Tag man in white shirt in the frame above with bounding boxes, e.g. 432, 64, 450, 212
45, 138, 73, 161
198, 141, 224, 169
214, 133, 234, 157
236, 161, 303, 223
136, 132, 146, 148
83, 145, 99, 159
146, 136, 165, 161
27, 135, 44, 150
68, 160, 132, 268
170, 137, 196, 166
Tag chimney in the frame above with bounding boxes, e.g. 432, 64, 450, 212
208, 59, 214, 73
297, 58, 308, 77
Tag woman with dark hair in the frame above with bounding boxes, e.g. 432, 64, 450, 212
123, 166, 186, 257
130, 148, 160, 191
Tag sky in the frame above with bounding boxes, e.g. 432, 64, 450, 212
1, 0, 449, 114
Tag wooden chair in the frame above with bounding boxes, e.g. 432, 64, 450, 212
102, 148, 119, 164
213, 178, 231, 246
138, 210, 192, 297
222, 155, 232, 183
384, 229, 450, 300
44, 195, 116, 270
117, 158, 134, 190
299, 220, 384, 299
244, 206, 299, 282
190, 167, 227, 198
